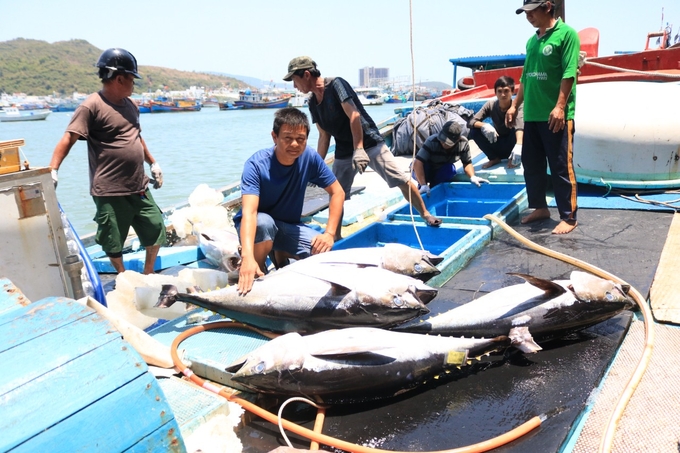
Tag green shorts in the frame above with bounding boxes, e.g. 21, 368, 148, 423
92, 189, 166, 256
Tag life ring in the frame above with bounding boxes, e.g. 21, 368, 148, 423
457, 76, 475, 91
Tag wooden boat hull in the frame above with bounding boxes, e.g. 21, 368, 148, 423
573, 81, 680, 189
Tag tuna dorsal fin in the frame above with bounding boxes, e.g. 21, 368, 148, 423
507, 273, 566, 297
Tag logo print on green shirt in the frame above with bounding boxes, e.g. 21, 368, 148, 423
542, 45, 553, 56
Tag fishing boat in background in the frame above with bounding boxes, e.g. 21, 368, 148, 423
218, 101, 244, 111
384, 93, 407, 104
0, 107, 51, 122
289, 91, 309, 108
355, 87, 385, 106
233, 89, 290, 109
149, 97, 201, 113
442, 27, 680, 104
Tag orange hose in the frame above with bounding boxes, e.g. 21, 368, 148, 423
309, 406, 326, 450
170, 320, 543, 453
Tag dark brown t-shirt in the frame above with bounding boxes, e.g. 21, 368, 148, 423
67, 92, 149, 196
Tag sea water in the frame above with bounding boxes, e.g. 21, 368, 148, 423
0, 103, 403, 236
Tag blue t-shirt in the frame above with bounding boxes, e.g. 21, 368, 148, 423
308, 77, 383, 159
234, 145, 336, 224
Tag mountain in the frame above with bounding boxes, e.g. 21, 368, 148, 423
0, 39, 251, 96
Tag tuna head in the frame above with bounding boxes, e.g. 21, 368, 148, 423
568, 271, 634, 308
196, 227, 241, 273
379, 243, 443, 282
226, 332, 307, 391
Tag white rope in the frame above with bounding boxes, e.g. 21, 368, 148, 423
277, 396, 326, 448
407, 0, 425, 250
583, 58, 680, 79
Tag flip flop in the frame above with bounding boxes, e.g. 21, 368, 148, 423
424, 214, 442, 227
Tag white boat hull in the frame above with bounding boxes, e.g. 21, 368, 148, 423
573, 81, 680, 189
0, 108, 51, 122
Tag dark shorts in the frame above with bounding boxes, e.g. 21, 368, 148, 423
234, 212, 318, 259
92, 189, 166, 255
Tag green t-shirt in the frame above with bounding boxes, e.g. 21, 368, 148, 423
520, 19, 580, 121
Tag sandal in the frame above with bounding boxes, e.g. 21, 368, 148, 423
424, 214, 442, 227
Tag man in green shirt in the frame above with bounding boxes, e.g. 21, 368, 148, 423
506, 0, 580, 234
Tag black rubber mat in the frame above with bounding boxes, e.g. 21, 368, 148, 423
236, 207, 672, 452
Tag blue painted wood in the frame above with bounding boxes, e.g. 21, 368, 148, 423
1, 338, 149, 451
124, 418, 185, 453
0, 297, 95, 350
11, 373, 185, 453
0, 278, 32, 318
0, 296, 185, 452
91, 245, 204, 274
0, 310, 120, 397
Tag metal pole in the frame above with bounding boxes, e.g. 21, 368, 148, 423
64, 254, 86, 300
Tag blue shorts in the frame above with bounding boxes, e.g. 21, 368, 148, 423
235, 212, 318, 258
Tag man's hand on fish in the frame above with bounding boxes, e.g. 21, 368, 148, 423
237, 256, 263, 295
311, 231, 334, 255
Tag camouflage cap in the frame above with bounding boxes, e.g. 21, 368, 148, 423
283, 56, 317, 81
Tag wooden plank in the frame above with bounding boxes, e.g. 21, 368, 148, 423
650, 212, 680, 323
0, 297, 94, 350
0, 338, 147, 451
0, 312, 120, 397
124, 419, 186, 453
11, 373, 184, 453
0, 139, 25, 150
0, 278, 32, 318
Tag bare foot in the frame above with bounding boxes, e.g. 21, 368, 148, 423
521, 208, 551, 224
423, 213, 442, 227
482, 158, 501, 169
552, 220, 577, 234
507, 160, 520, 169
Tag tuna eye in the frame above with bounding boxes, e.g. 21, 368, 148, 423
255, 362, 266, 373
414, 264, 423, 272
393, 295, 404, 307
605, 292, 614, 301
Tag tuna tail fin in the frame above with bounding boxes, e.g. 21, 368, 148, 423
156, 284, 179, 308
508, 326, 542, 353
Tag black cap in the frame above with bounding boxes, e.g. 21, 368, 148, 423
438, 121, 463, 147
516, 0, 546, 14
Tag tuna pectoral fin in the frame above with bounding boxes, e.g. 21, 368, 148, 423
225, 358, 246, 373
508, 326, 542, 353
155, 284, 179, 308
507, 273, 566, 298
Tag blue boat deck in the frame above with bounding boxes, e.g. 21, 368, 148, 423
0, 283, 185, 452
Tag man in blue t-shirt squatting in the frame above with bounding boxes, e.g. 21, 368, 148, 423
233, 107, 344, 295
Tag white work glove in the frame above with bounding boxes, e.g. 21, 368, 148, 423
352, 147, 370, 174
51, 169, 58, 188
480, 123, 499, 143
508, 144, 522, 167
470, 175, 489, 187
418, 183, 430, 197
150, 162, 163, 189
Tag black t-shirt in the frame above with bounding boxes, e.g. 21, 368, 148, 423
309, 77, 383, 159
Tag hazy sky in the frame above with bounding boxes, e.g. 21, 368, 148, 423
1, 0, 678, 88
